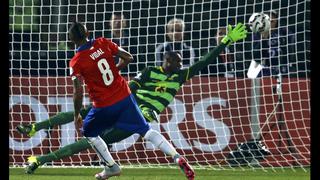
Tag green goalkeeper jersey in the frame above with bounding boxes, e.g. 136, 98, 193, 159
129, 66, 189, 113
129, 43, 226, 114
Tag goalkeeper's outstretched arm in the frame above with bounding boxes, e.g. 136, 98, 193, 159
187, 23, 247, 79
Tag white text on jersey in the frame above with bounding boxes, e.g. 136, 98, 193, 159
90, 48, 105, 60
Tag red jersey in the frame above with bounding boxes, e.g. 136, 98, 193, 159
69, 37, 131, 108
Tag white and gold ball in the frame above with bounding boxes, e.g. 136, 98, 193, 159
248, 12, 271, 33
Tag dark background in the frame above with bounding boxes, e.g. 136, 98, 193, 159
9, 0, 310, 77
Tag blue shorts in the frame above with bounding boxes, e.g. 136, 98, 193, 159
82, 94, 150, 137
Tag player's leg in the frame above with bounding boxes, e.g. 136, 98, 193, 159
136, 99, 195, 180
17, 106, 91, 137
143, 129, 195, 180
100, 127, 134, 146
18, 103, 144, 137
86, 136, 121, 180
16, 111, 74, 137
82, 106, 122, 180
115, 95, 195, 180
25, 128, 133, 174
25, 138, 91, 174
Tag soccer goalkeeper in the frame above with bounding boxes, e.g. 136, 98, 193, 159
17, 23, 247, 175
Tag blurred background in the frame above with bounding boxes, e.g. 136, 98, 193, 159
9, 0, 310, 78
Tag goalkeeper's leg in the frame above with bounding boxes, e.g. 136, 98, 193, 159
18, 105, 154, 137
17, 107, 91, 137
25, 128, 133, 174
25, 138, 91, 174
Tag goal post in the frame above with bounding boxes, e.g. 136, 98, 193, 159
9, 0, 310, 170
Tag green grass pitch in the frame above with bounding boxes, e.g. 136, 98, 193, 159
9, 167, 310, 180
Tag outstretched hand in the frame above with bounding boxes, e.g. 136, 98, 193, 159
221, 23, 247, 46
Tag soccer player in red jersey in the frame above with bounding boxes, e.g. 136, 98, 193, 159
68, 22, 195, 180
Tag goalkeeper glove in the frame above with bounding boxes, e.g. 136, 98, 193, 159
221, 23, 247, 46
140, 105, 159, 122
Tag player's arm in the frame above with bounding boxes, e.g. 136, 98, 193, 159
186, 23, 247, 80
72, 77, 83, 132
116, 47, 133, 70
128, 67, 149, 93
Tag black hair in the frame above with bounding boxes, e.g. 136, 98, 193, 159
68, 21, 87, 42
164, 51, 181, 61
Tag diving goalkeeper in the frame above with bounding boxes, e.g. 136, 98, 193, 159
17, 23, 247, 174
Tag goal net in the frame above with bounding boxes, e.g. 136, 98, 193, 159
9, 0, 310, 170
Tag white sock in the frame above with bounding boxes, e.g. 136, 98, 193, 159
87, 136, 115, 166
143, 129, 179, 157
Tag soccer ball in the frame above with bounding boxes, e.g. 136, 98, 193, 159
248, 12, 271, 33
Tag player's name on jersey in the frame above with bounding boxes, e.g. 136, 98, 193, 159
90, 48, 105, 60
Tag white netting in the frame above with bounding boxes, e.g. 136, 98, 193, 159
9, 0, 310, 170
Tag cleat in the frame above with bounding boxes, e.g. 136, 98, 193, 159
178, 156, 195, 180
16, 124, 36, 137
25, 156, 40, 174
95, 164, 121, 180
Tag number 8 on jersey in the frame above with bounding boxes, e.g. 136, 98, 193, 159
98, 58, 114, 86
